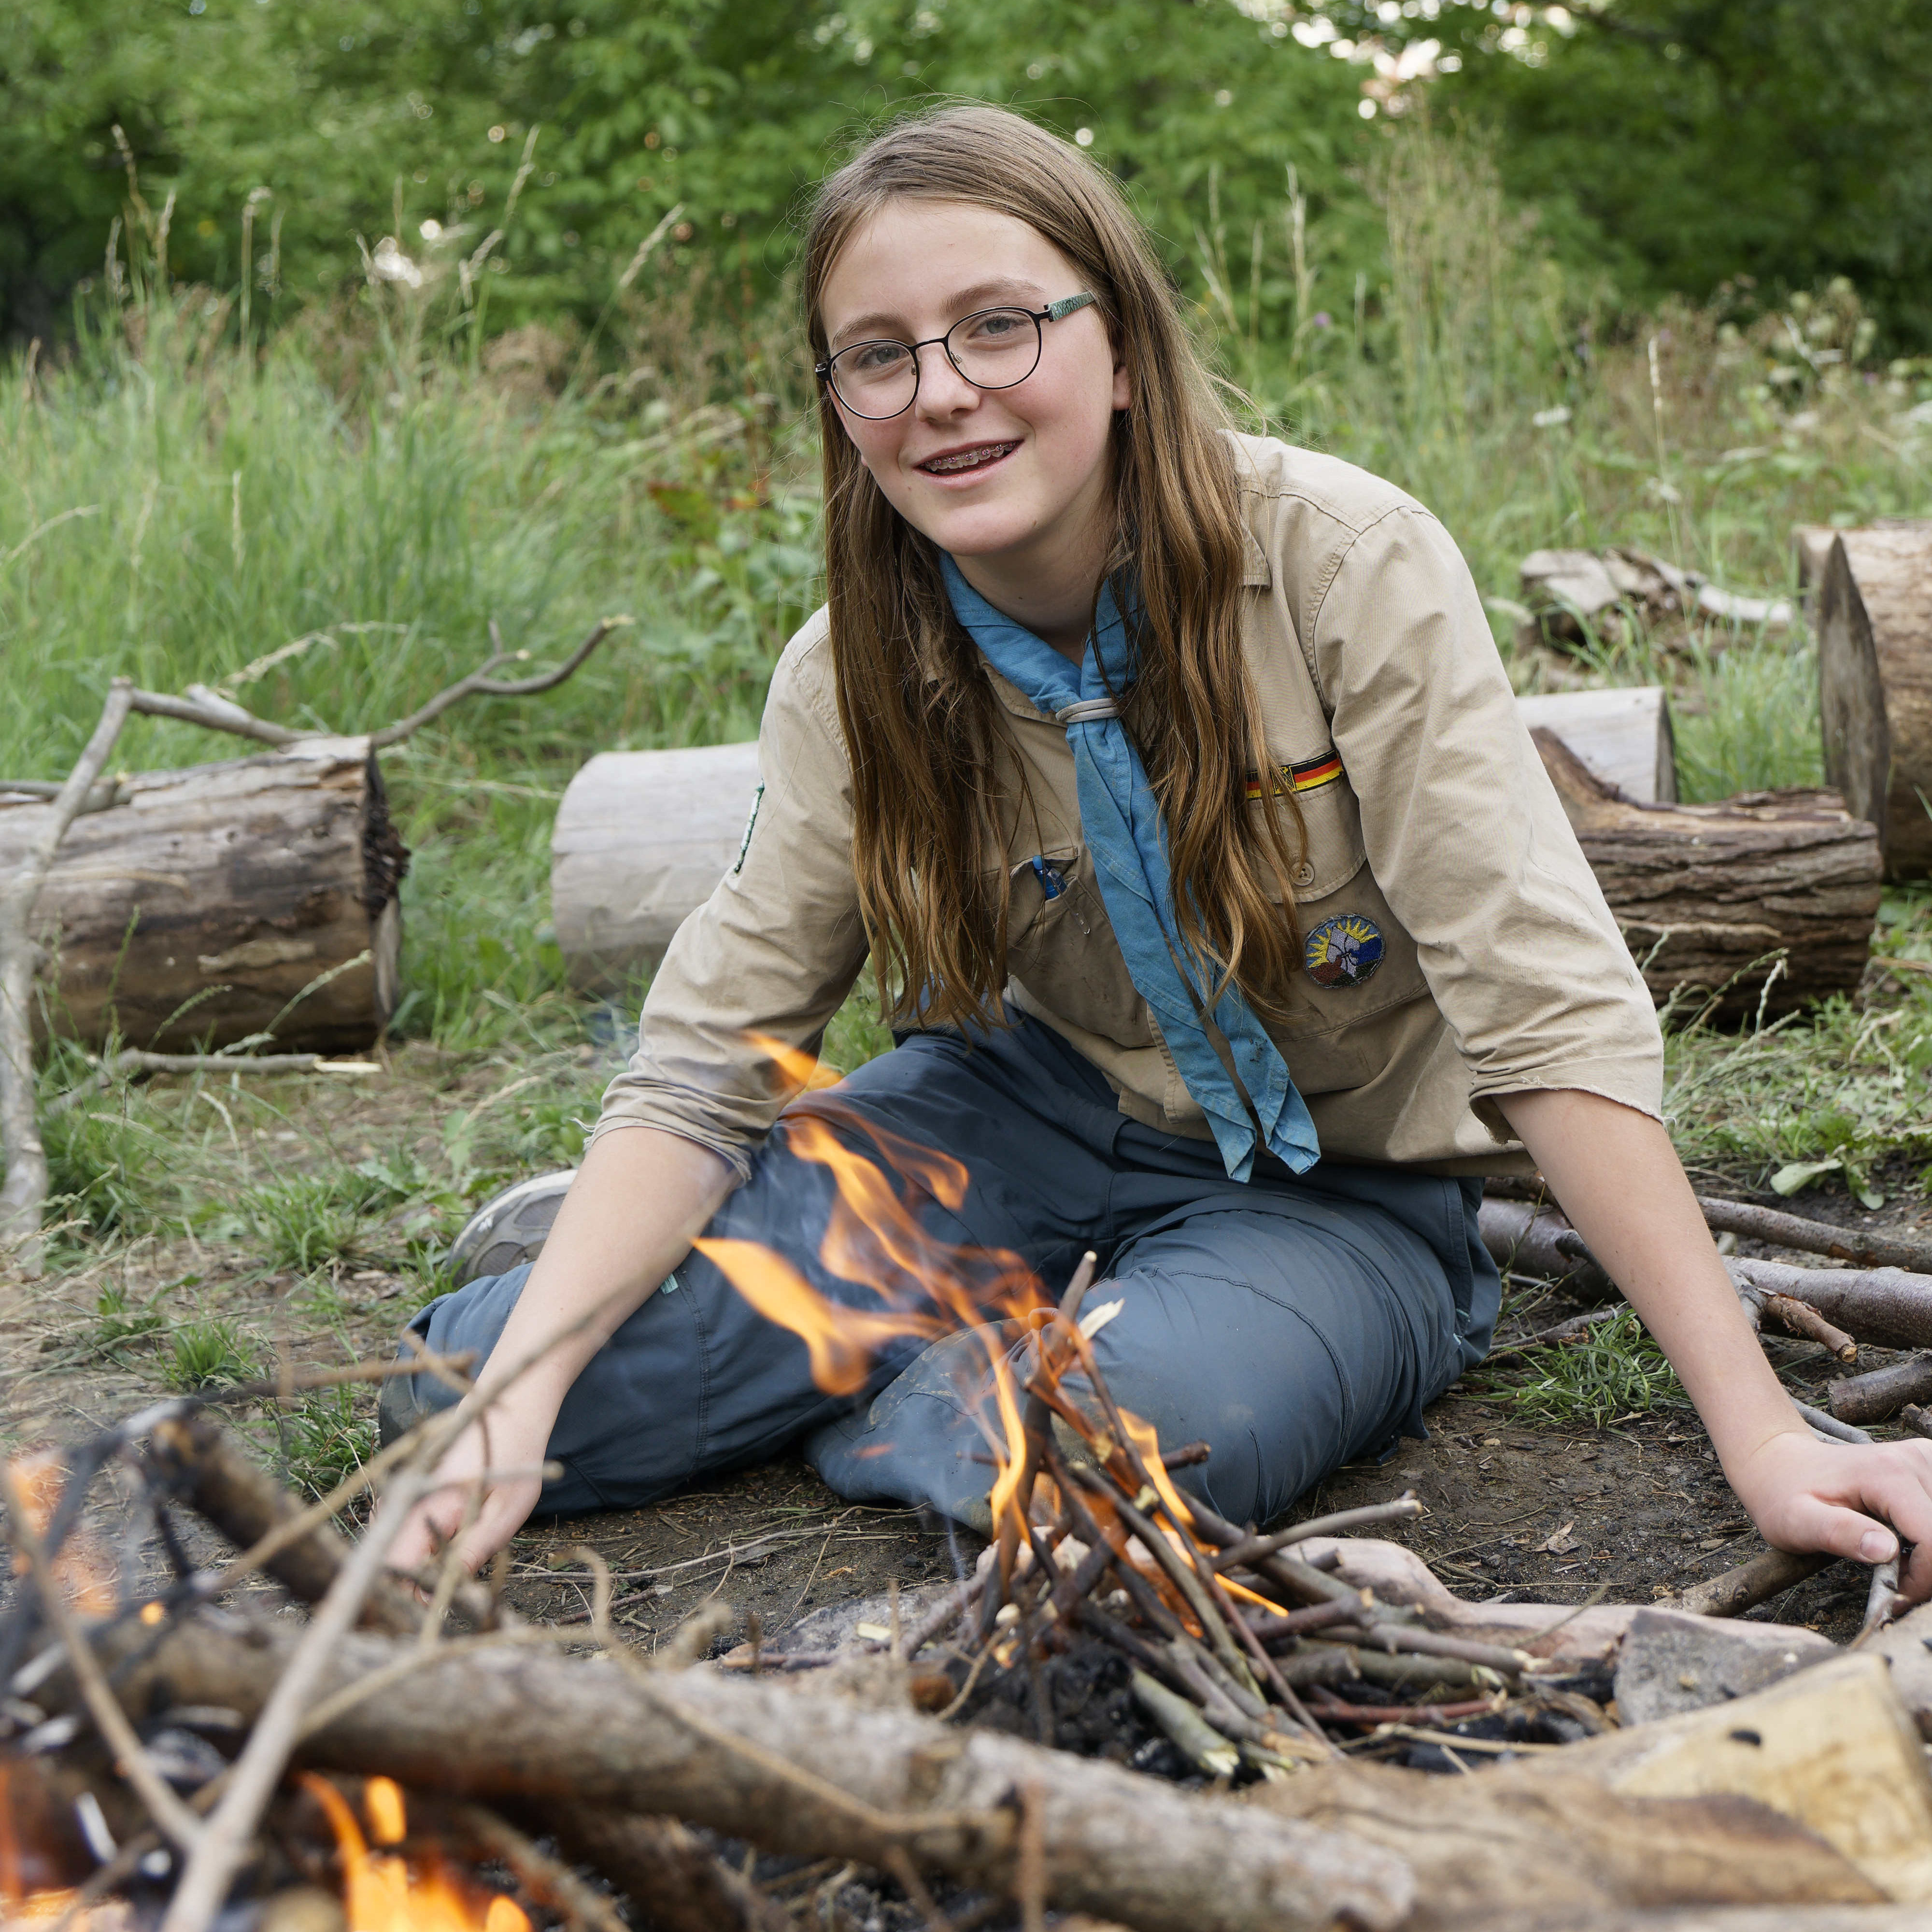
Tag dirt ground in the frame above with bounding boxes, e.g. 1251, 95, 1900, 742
4, 1047, 1929, 1656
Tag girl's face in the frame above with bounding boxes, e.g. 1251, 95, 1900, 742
818, 199, 1129, 579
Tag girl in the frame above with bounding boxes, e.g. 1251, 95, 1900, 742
387, 104, 1932, 1596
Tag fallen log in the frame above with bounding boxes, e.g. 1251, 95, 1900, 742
551, 744, 767, 990
1516, 686, 1677, 803
61, 1615, 1417, 1932
548, 691, 1676, 986
1816, 521, 1932, 879
0, 740, 405, 1054
1827, 1355, 1932, 1427
1531, 730, 1881, 1019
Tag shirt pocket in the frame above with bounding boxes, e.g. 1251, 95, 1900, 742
1258, 779, 1431, 1046
1003, 846, 1155, 1049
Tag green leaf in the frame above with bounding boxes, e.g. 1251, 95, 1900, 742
1771, 1158, 1842, 1195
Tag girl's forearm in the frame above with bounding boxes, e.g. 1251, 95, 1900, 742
473, 1125, 735, 1413
1493, 1088, 1806, 1475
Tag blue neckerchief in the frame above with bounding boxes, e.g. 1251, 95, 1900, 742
940, 553, 1320, 1182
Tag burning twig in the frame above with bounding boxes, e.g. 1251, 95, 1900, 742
0, 1456, 207, 1857
157, 1463, 440, 1932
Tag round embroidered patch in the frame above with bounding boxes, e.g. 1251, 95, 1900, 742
1304, 913, 1384, 989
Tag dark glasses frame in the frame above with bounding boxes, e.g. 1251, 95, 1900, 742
815, 292, 1098, 419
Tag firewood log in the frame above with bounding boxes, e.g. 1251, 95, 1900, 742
0, 741, 405, 1054
1816, 521, 1932, 879
1532, 730, 1881, 1018
65, 1614, 1414, 1932
546, 694, 1676, 989
1252, 1758, 1882, 1928
64, 1610, 1932, 1932
1517, 686, 1677, 802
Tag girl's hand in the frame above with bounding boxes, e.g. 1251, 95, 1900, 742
1727, 1427, 1932, 1603
383, 1390, 558, 1576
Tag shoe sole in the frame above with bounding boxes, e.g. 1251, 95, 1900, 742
445, 1167, 578, 1286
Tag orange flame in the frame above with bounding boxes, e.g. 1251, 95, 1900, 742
7, 1456, 113, 1618
0, 1764, 99, 1931
690, 1238, 946, 1396
300, 1776, 530, 1932
720, 1036, 1217, 1564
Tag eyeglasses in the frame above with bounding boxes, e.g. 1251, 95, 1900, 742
815, 293, 1098, 420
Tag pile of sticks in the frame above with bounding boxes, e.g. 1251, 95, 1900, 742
4, 1281, 1932, 1932
1479, 1186, 1932, 1441
802, 1253, 1577, 1784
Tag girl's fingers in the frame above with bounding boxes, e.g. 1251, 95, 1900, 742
1757, 1437, 1932, 1603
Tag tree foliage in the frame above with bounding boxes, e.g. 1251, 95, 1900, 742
1322, 0, 1932, 348
0, 0, 1374, 341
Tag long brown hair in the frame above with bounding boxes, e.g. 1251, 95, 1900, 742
803, 102, 1305, 1028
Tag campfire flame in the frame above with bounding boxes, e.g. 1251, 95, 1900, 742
0, 1765, 80, 1930
7, 1455, 113, 1618
706, 1040, 1178, 1560
300, 1776, 530, 1932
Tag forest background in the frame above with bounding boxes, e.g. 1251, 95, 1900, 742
3, 0, 1932, 1306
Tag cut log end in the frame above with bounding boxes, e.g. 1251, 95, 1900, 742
1818, 521, 1932, 881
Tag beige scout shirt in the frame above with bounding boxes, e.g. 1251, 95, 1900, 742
595, 435, 1663, 1180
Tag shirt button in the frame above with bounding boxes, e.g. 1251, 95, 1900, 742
1290, 861, 1316, 888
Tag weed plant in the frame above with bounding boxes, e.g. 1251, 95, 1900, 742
1481, 1310, 1689, 1430
165, 1318, 259, 1392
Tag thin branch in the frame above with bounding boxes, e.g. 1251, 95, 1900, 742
157, 1466, 435, 1932
0, 1458, 207, 1854
0, 780, 123, 815
0, 679, 135, 1270
125, 686, 306, 748
44, 1049, 378, 1120
367, 615, 627, 748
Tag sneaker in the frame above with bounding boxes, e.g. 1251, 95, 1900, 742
444, 1168, 578, 1286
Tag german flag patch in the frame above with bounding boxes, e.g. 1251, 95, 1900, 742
1245, 750, 1343, 801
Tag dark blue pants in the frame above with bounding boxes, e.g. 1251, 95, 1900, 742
396, 1017, 1497, 1533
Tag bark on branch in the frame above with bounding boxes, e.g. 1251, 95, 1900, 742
66, 1616, 1415, 1932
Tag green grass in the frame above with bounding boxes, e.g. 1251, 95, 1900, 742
237, 1172, 383, 1274
1479, 1310, 1690, 1430
88, 1279, 166, 1359
5, 119, 1931, 1280
165, 1318, 260, 1392
263, 1385, 377, 1504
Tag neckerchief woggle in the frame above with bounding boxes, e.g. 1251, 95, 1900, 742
939, 553, 1321, 1183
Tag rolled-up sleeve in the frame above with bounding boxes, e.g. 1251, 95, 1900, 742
1311, 505, 1664, 1137
590, 613, 871, 1179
